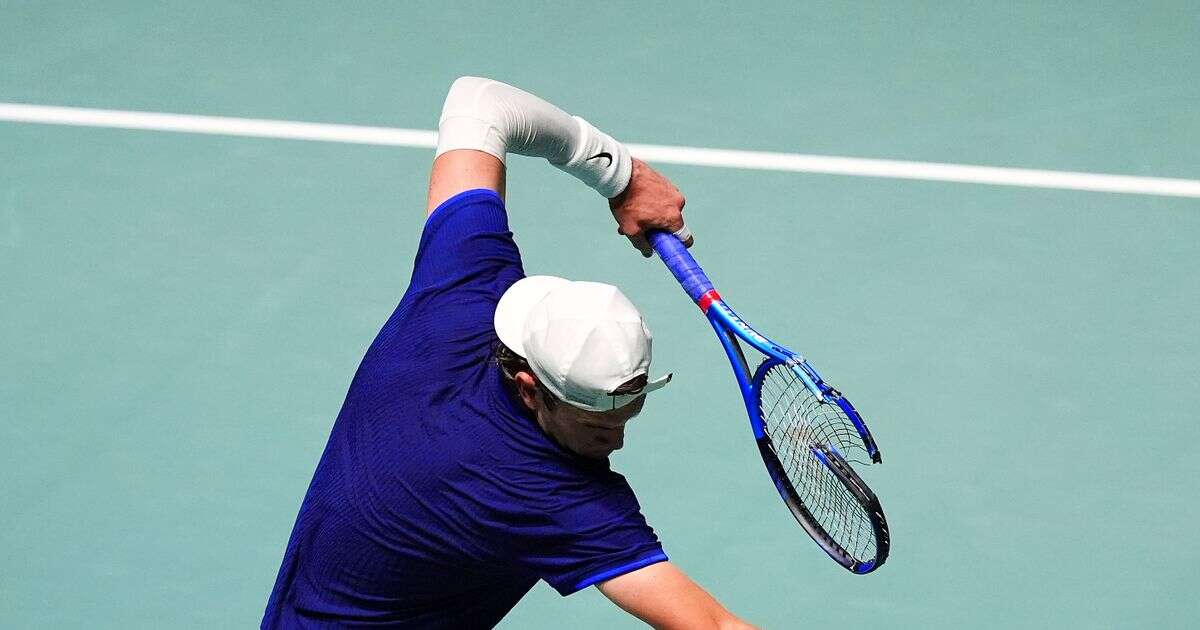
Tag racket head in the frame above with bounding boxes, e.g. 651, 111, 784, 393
750, 357, 890, 573
753, 358, 882, 465
705, 303, 880, 463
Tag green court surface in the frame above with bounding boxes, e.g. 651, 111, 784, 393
3, 3, 1198, 628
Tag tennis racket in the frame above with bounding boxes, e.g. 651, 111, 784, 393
650, 231, 889, 574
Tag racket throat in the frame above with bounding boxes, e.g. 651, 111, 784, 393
696, 289, 722, 313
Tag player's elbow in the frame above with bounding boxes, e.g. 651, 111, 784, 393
447, 75, 487, 93
443, 76, 494, 111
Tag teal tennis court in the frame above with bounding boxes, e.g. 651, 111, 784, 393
3, 3, 1198, 628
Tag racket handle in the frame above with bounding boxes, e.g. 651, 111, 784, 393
649, 230, 714, 302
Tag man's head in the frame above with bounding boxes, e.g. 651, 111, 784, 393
494, 277, 671, 458
497, 343, 648, 458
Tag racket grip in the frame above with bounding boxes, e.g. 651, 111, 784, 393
649, 230, 714, 302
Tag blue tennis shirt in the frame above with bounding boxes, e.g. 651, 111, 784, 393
262, 189, 666, 629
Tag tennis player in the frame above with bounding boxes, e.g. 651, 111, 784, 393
262, 77, 755, 629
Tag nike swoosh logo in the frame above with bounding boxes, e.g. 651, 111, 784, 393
586, 152, 613, 167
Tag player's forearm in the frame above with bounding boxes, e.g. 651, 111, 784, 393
598, 562, 758, 630
645, 606, 755, 630
435, 76, 632, 198
649, 600, 757, 630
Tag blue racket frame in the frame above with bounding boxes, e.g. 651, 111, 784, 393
649, 232, 879, 454
650, 231, 887, 573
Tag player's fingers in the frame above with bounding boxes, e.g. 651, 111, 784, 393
657, 206, 688, 234
627, 234, 653, 257
672, 224, 694, 249
618, 226, 652, 257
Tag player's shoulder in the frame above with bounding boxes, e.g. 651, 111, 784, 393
408, 186, 521, 290
416, 187, 513, 258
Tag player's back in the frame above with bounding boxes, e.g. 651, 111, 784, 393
262, 354, 546, 627
262, 190, 663, 629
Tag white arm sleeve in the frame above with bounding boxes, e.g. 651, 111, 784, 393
435, 76, 633, 199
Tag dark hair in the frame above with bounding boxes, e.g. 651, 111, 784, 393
494, 342, 649, 410
495, 341, 559, 410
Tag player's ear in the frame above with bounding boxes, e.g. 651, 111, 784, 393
514, 371, 540, 412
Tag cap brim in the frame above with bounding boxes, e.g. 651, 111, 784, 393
494, 275, 571, 357
641, 371, 672, 394
598, 372, 673, 411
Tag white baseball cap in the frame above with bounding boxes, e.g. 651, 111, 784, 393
494, 276, 672, 411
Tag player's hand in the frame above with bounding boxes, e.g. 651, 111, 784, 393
608, 159, 692, 257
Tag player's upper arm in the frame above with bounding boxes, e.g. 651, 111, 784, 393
596, 561, 758, 630
426, 149, 505, 215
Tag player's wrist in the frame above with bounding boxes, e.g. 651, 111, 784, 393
607, 159, 693, 255
607, 158, 641, 210
551, 116, 632, 199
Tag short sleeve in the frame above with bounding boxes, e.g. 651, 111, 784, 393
509, 470, 667, 596
375, 189, 525, 373
409, 188, 524, 295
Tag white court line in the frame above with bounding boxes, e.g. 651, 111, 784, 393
3, 102, 1199, 199
0, 103, 440, 147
